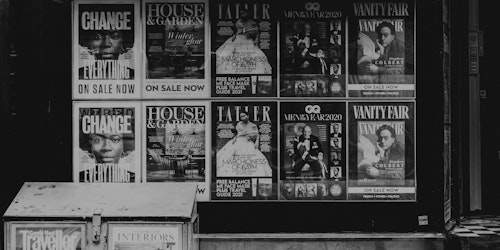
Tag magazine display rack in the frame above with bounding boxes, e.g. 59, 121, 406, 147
3, 182, 199, 250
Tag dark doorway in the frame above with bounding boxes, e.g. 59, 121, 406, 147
479, 1, 500, 214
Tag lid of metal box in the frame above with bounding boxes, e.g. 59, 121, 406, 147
3, 182, 197, 220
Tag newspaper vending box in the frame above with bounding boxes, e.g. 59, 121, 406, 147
3, 182, 199, 250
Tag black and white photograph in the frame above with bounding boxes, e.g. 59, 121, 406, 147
143, 0, 209, 98
348, 1, 415, 97
211, 0, 277, 97
3, 0, 499, 248
212, 101, 277, 200
73, 0, 141, 99
73, 101, 141, 183
279, 1, 346, 97
280, 102, 346, 200
143, 101, 210, 201
348, 101, 415, 201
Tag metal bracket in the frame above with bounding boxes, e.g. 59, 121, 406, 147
92, 210, 102, 244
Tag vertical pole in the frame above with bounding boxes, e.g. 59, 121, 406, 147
0, 0, 11, 213
468, 0, 481, 211
0, 0, 9, 141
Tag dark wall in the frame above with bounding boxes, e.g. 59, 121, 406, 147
0, 0, 12, 220
449, 0, 469, 218
479, 1, 500, 213
1, 0, 73, 215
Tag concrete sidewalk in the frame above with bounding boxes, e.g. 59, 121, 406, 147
448, 215, 500, 249
198, 233, 445, 250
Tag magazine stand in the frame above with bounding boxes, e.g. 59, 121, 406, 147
3, 182, 199, 250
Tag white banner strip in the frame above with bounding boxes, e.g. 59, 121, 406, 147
348, 187, 416, 194
349, 84, 415, 91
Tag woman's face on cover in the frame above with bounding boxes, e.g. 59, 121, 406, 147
89, 133, 124, 163
89, 30, 124, 59
239, 112, 249, 122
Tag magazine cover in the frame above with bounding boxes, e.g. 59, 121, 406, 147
73, 0, 141, 99
143, 101, 210, 201
108, 224, 181, 250
348, 102, 415, 201
348, 1, 414, 97
211, 0, 277, 97
280, 102, 347, 200
11, 224, 85, 250
279, 1, 346, 97
212, 102, 277, 200
143, 0, 209, 98
73, 101, 141, 183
